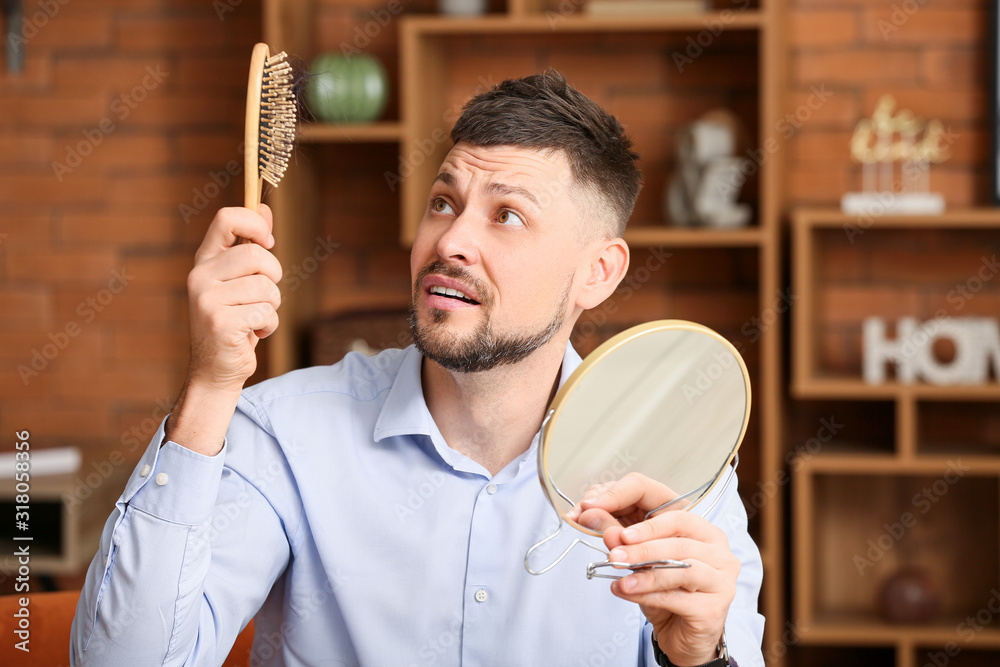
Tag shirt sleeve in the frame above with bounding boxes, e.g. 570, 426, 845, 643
638, 472, 766, 667
70, 399, 300, 666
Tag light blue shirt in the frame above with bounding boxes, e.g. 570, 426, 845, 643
71, 343, 765, 666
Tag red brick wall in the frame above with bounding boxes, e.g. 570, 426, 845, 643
0, 0, 260, 457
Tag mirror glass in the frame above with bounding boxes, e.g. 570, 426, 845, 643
541, 320, 751, 535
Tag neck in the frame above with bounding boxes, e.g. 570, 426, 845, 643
422, 337, 568, 476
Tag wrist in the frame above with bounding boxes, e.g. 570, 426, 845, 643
652, 630, 729, 667
165, 381, 242, 456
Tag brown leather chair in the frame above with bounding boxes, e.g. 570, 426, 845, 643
0, 591, 254, 666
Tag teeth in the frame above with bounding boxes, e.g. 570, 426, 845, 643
430, 285, 474, 302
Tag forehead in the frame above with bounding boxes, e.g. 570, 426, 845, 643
438, 142, 574, 189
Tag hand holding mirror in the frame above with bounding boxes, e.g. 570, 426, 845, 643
524, 320, 751, 579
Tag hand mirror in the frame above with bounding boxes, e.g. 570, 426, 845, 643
524, 320, 751, 579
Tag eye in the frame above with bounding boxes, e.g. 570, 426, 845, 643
431, 198, 454, 215
498, 209, 525, 228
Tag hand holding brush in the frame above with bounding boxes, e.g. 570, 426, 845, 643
165, 43, 298, 456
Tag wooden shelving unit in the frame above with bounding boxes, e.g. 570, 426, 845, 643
298, 121, 404, 143
262, 0, 787, 661
791, 209, 1000, 666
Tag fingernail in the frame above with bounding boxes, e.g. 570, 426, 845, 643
623, 527, 638, 541
621, 575, 636, 591
268, 233, 275, 246
610, 547, 628, 562
580, 514, 600, 529
566, 507, 580, 520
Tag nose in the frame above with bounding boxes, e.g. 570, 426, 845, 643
434, 210, 481, 266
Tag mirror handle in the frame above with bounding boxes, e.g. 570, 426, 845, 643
524, 520, 612, 576
586, 558, 690, 580
700, 452, 740, 518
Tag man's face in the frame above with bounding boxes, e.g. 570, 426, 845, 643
409, 142, 591, 373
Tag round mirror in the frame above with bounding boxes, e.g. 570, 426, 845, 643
540, 320, 751, 537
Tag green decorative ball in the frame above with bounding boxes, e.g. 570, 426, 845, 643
305, 53, 389, 124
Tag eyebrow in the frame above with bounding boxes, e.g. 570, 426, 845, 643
432, 171, 543, 210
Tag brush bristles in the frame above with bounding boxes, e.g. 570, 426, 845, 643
259, 51, 296, 187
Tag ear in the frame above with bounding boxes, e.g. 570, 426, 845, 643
575, 238, 630, 311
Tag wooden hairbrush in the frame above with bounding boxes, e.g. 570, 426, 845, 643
238, 42, 296, 244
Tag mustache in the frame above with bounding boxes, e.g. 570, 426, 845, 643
413, 261, 493, 308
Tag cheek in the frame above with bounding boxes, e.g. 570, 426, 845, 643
410, 232, 433, 282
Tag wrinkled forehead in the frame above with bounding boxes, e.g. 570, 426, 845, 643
437, 142, 584, 210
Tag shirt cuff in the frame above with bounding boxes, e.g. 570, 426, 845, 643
121, 414, 228, 526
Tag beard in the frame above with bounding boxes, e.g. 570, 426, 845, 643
409, 261, 571, 374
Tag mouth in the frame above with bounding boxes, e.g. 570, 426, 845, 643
427, 285, 480, 306
419, 271, 485, 312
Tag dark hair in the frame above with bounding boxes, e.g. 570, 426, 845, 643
450, 70, 641, 238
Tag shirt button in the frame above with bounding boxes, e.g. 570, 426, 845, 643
475, 589, 488, 603
140, 464, 151, 477
155, 473, 169, 486
486, 483, 498, 495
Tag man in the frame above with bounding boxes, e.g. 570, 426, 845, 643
71, 71, 764, 666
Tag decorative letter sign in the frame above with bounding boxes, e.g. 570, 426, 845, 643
863, 317, 1000, 385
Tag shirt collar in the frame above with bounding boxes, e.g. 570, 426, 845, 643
372, 341, 584, 446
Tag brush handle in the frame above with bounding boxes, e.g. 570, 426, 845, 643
236, 43, 271, 246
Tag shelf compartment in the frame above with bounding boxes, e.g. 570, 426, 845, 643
912, 648, 1000, 666
918, 401, 1000, 457
792, 209, 1000, 399
794, 460, 1000, 647
786, 399, 895, 456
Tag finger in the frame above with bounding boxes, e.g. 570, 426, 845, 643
258, 203, 273, 233
197, 207, 275, 262
613, 559, 725, 597
574, 507, 620, 533
236, 303, 280, 339
613, 584, 726, 623
194, 242, 284, 286
576, 472, 680, 517
609, 537, 728, 572
579, 481, 616, 502
211, 274, 282, 311
620, 510, 728, 548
